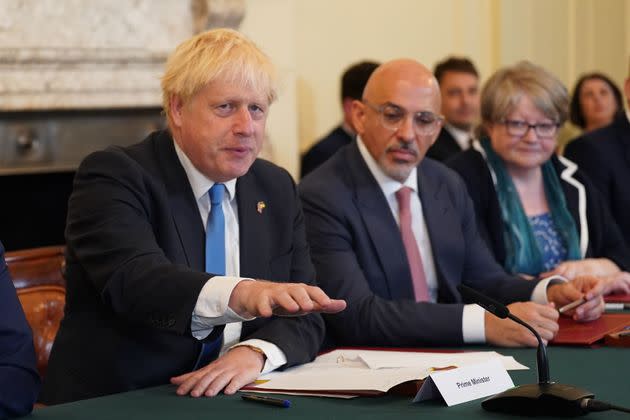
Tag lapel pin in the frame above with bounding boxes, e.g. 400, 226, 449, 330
257, 201, 266, 214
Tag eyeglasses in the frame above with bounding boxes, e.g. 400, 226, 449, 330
363, 101, 444, 136
500, 119, 559, 138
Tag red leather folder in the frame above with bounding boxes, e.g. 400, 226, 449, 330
551, 313, 630, 345
604, 293, 630, 303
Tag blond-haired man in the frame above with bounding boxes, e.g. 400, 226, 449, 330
41, 29, 344, 404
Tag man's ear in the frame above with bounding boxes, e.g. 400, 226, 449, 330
351, 100, 366, 135
624, 77, 630, 107
169, 94, 185, 128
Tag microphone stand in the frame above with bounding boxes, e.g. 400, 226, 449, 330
458, 284, 594, 416
482, 313, 594, 416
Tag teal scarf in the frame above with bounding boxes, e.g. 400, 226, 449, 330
480, 138, 581, 275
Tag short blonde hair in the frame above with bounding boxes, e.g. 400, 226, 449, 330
481, 61, 568, 126
161, 28, 277, 123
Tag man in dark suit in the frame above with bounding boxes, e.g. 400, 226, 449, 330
299, 59, 603, 348
0, 240, 40, 417
426, 57, 480, 162
300, 61, 380, 178
41, 29, 345, 405
565, 69, 630, 245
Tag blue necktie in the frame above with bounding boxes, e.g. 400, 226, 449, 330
205, 183, 225, 276
195, 183, 226, 369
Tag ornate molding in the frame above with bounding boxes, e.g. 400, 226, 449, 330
0, 0, 245, 111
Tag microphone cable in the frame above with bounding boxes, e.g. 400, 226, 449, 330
580, 398, 630, 414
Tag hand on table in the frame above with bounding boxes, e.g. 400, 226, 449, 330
547, 278, 604, 322
171, 346, 264, 397
485, 301, 559, 347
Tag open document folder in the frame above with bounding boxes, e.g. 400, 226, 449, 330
243, 349, 527, 397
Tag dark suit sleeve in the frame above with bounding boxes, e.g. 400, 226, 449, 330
0, 243, 40, 418
565, 139, 611, 203
65, 149, 209, 335
580, 172, 630, 270
239, 170, 324, 367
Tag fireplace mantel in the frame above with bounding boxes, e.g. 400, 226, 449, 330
0, 0, 245, 111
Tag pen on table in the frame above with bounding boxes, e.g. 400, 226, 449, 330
605, 303, 630, 311
241, 394, 291, 408
558, 297, 588, 314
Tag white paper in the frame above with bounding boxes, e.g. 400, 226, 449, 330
414, 359, 514, 406
247, 349, 526, 397
358, 350, 527, 371
253, 364, 423, 392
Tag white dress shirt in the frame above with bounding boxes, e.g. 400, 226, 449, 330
174, 142, 286, 372
357, 137, 556, 342
444, 123, 473, 151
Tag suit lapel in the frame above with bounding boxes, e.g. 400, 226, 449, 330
442, 128, 464, 154
236, 166, 269, 279
555, 158, 581, 237
416, 162, 459, 301
347, 145, 414, 299
156, 132, 205, 271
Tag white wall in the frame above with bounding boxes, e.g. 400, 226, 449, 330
242, 0, 630, 179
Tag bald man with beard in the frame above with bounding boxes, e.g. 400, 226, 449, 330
299, 59, 599, 349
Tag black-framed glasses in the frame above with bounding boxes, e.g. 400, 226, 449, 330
363, 101, 444, 136
500, 119, 559, 138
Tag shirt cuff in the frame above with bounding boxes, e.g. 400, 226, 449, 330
531, 275, 567, 304
191, 277, 255, 340
232, 339, 287, 374
462, 303, 486, 343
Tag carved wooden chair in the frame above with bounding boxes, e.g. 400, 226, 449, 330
5, 246, 66, 379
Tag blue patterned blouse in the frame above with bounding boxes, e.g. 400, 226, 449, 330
528, 213, 568, 271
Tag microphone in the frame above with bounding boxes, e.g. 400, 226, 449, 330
458, 284, 594, 416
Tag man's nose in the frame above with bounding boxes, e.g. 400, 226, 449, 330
233, 107, 255, 135
396, 115, 415, 142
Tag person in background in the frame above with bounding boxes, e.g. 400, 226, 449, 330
40, 28, 345, 405
570, 72, 624, 134
0, 240, 40, 418
557, 72, 624, 153
300, 60, 380, 178
299, 59, 605, 351
448, 61, 630, 295
565, 60, 630, 251
426, 56, 480, 162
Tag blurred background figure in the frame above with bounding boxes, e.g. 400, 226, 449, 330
449, 61, 630, 294
426, 56, 480, 162
300, 60, 380, 178
556, 72, 623, 153
565, 60, 630, 251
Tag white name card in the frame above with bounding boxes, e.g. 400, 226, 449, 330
413, 358, 514, 406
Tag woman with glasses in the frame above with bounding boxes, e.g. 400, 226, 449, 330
448, 61, 630, 293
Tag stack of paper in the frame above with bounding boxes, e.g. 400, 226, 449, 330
243, 349, 527, 397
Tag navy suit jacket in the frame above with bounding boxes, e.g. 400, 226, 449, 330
299, 143, 537, 347
0, 241, 40, 418
300, 125, 353, 178
41, 130, 324, 404
448, 147, 630, 272
564, 114, 630, 246
426, 127, 463, 162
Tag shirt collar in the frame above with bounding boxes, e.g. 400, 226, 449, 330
626, 109, 630, 124
444, 123, 473, 149
356, 135, 418, 197
173, 140, 237, 202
